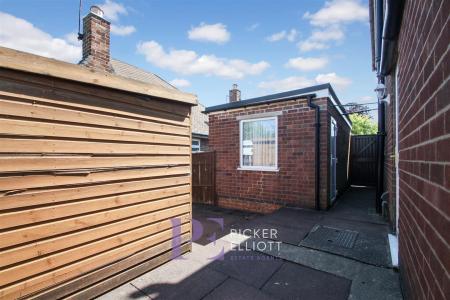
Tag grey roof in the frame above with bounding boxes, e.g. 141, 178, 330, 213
205, 83, 351, 124
110, 59, 208, 137
111, 59, 176, 90
191, 103, 209, 136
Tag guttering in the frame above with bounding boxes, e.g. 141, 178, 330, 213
192, 133, 209, 139
205, 84, 351, 126
307, 95, 321, 211
205, 89, 320, 113
375, 0, 384, 70
379, 0, 405, 76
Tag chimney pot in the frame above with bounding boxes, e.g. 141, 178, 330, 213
90, 5, 104, 18
79, 6, 113, 73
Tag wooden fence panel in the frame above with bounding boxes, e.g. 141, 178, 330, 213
192, 151, 216, 205
350, 135, 378, 186
0, 64, 193, 299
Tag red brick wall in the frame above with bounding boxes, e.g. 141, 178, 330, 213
80, 13, 113, 73
208, 97, 350, 213
389, 0, 449, 299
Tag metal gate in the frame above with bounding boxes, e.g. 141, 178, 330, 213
192, 151, 216, 204
350, 135, 377, 186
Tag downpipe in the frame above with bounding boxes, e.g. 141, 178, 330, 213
376, 98, 386, 213
308, 96, 321, 210
374, 0, 404, 214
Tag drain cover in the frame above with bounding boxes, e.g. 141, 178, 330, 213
303, 225, 359, 249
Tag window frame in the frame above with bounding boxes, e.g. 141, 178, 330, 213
192, 138, 201, 152
239, 116, 278, 171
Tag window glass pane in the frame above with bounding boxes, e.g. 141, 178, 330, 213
242, 119, 276, 167
192, 139, 200, 152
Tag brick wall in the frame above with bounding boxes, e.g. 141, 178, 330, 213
388, 0, 449, 299
80, 13, 113, 73
208, 97, 350, 213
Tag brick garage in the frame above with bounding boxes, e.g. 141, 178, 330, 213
370, 0, 449, 299
206, 84, 351, 213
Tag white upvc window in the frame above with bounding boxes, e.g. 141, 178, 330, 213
192, 139, 201, 152
239, 116, 278, 171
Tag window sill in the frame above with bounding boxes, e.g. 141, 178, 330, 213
237, 167, 279, 172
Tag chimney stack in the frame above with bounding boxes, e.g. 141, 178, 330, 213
229, 84, 241, 102
79, 6, 113, 73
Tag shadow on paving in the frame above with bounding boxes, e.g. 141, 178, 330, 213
103, 241, 351, 300
306, 186, 391, 267
231, 187, 391, 267
299, 217, 391, 267
327, 186, 386, 225
192, 204, 259, 245
231, 208, 325, 246
99, 186, 400, 300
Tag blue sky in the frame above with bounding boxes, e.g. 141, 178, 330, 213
0, 0, 377, 116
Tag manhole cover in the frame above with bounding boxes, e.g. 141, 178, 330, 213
303, 225, 359, 249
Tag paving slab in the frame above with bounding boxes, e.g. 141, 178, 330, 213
229, 207, 323, 246
96, 283, 149, 300
258, 207, 325, 227
207, 249, 283, 289
189, 239, 236, 265
328, 187, 386, 225
203, 278, 276, 300
131, 255, 227, 300
262, 261, 351, 300
101, 187, 401, 300
300, 218, 391, 267
193, 204, 258, 245
247, 238, 402, 300
231, 218, 314, 246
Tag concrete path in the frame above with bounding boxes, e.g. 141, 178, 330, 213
99, 187, 402, 300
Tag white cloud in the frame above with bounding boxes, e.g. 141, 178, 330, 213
359, 96, 374, 103
246, 23, 260, 31
0, 12, 81, 63
188, 23, 230, 44
170, 78, 191, 88
285, 57, 328, 71
98, 0, 136, 36
258, 76, 316, 92
266, 29, 298, 42
298, 40, 328, 52
299, 0, 367, 52
111, 24, 136, 36
267, 30, 286, 42
137, 40, 269, 79
315, 72, 352, 89
298, 26, 344, 52
64, 32, 81, 45
98, 0, 127, 21
259, 72, 351, 92
303, 0, 368, 27
310, 27, 345, 42
286, 29, 299, 42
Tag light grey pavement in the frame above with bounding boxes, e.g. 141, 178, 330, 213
98, 187, 403, 300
